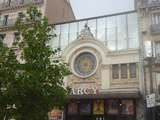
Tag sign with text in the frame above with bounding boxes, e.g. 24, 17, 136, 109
146, 93, 156, 108
70, 87, 98, 95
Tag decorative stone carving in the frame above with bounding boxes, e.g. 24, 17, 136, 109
73, 52, 98, 78
77, 23, 94, 40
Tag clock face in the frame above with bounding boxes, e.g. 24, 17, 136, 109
74, 52, 97, 78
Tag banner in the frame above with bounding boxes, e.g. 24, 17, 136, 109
121, 100, 134, 115
107, 100, 119, 115
93, 100, 104, 115
68, 101, 78, 114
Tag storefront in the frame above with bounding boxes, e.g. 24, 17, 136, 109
65, 98, 136, 120
59, 20, 141, 120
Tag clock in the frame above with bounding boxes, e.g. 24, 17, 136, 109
73, 52, 97, 78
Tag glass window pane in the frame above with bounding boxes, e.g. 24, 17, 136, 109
69, 22, 78, 43
107, 16, 117, 28
117, 15, 126, 27
155, 41, 160, 56
129, 38, 139, 49
129, 63, 137, 78
128, 13, 139, 49
107, 28, 116, 51
128, 13, 138, 26
78, 20, 87, 34
117, 15, 127, 50
88, 19, 96, 37
97, 18, 106, 44
107, 16, 117, 51
60, 24, 69, 49
112, 64, 119, 79
145, 41, 152, 57
117, 35, 127, 50
128, 24, 138, 38
121, 64, 128, 79
55, 25, 61, 34
50, 25, 60, 49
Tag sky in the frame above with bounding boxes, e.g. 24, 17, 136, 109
70, 0, 135, 19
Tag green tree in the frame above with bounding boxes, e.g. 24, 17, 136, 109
0, 6, 70, 120
0, 41, 18, 120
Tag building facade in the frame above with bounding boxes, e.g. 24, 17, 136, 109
0, 0, 75, 47
50, 11, 145, 120
137, 0, 160, 119
49, 1, 160, 119
1, 0, 160, 120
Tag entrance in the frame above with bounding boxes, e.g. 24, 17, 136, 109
65, 99, 136, 120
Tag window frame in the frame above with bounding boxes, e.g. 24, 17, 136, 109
112, 64, 119, 80
120, 64, 128, 79
3, 15, 8, 26
0, 34, 6, 42
111, 63, 138, 80
129, 63, 137, 79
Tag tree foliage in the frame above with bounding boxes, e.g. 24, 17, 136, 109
0, 40, 18, 120
0, 6, 70, 120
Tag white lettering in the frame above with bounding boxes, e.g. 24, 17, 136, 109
77, 88, 83, 95
70, 87, 98, 95
70, 88, 76, 95
92, 87, 97, 94
83, 88, 88, 94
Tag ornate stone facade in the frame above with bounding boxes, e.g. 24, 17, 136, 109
61, 24, 142, 120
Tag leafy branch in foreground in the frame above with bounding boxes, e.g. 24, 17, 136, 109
0, 6, 70, 120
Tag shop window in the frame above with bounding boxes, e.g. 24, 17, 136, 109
93, 100, 104, 115
112, 64, 119, 79
67, 101, 78, 115
79, 101, 91, 115
129, 63, 137, 78
121, 64, 128, 79
121, 100, 134, 115
107, 100, 119, 115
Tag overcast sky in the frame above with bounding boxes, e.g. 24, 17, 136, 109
70, 0, 135, 19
